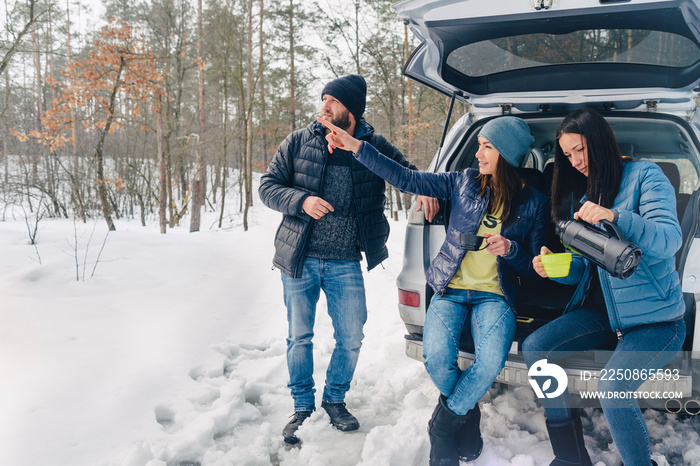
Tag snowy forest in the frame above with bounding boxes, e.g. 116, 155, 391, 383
4, 1, 700, 465
0, 0, 456, 234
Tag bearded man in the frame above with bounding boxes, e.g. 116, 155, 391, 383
259, 74, 438, 444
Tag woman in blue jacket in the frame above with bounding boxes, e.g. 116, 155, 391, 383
524, 108, 686, 466
319, 116, 548, 466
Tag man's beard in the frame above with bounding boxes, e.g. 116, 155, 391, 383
331, 110, 352, 131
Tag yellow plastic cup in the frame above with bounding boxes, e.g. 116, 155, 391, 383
540, 252, 572, 278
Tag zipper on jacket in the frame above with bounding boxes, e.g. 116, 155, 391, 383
564, 260, 591, 314
599, 266, 624, 341
436, 188, 490, 295
348, 157, 369, 269
294, 130, 329, 277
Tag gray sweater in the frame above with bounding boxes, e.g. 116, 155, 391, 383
306, 151, 362, 262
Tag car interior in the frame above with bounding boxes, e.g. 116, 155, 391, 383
426, 112, 699, 354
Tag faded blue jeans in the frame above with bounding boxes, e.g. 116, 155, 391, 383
522, 307, 686, 466
281, 258, 367, 412
423, 288, 516, 416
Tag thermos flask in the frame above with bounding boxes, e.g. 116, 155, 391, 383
555, 219, 642, 279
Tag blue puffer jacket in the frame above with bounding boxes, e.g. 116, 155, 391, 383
555, 161, 685, 335
259, 120, 416, 278
354, 141, 549, 312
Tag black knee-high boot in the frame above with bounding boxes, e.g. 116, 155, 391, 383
428, 396, 468, 466
545, 411, 593, 466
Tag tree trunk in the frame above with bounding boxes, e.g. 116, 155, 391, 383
219, 53, 230, 229
157, 95, 167, 234
94, 57, 125, 232
31, 25, 42, 182
387, 183, 394, 220
46, 6, 55, 104
190, 140, 202, 232
259, 0, 267, 167
0, 0, 36, 79
243, 0, 254, 231
190, 0, 206, 232
66, 0, 86, 222
288, 0, 296, 132
32, 28, 43, 130
354, 0, 361, 74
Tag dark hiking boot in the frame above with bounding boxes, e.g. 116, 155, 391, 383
321, 402, 360, 431
545, 411, 593, 466
457, 404, 483, 462
282, 410, 312, 445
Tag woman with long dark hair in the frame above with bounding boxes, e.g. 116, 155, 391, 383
524, 107, 686, 466
318, 115, 548, 466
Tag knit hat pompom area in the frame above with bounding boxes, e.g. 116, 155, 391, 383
321, 74, 367, 123
478, 116, 535, 167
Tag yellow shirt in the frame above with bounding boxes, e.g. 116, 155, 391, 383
448, 206, 503, 295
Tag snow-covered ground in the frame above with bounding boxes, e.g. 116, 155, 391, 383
1, 178, 699, 466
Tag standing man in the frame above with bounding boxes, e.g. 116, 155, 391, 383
259, 74, 437, 445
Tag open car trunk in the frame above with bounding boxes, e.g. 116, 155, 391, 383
402, 111, 700, 410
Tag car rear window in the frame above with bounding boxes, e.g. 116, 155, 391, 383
447, 29, 700, 78
648, 158, 698, 195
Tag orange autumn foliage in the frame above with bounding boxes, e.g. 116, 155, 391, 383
16, 19, 164, 151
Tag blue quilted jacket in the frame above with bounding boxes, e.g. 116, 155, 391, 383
555, 161, 685, 335
354, 141, 549, 312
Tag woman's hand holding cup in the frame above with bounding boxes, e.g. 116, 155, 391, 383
534, 247, 573, 278
533, 246, 552, 278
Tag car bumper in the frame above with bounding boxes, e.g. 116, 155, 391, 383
405, 338, 695, 411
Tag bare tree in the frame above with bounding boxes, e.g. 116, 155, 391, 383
259, 0, 267, 166
0, 0, 39, 79
190, 0, 206, 232
288, 0, 296, 131
17, 21, 164, 231
156, 94, 168, 234
243, 0, 254, 230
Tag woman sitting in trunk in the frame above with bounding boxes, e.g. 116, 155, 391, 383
524, 107, 686, 466
318, 115, 548, 466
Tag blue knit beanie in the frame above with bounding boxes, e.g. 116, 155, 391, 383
321, 74, 367, 123
478, 116, 534, 167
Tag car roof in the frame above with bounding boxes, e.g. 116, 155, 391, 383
395, 0, 700, 108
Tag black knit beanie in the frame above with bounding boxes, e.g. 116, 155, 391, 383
321, 74, 367, 123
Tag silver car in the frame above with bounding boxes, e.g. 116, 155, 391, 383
393, 0, 700, 414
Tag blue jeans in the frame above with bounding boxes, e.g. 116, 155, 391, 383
281, 258, 367, 412
523, 307, 686, 465
423, 288, 516, 416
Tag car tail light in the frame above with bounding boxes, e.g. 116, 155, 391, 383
398, 289, 420, 307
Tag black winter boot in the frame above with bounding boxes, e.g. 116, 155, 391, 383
428, 396, 468, 466
282, 411, 312, 445
321, 401, 360, 431
457, 403, 483, 462
545, 411, 593, 466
